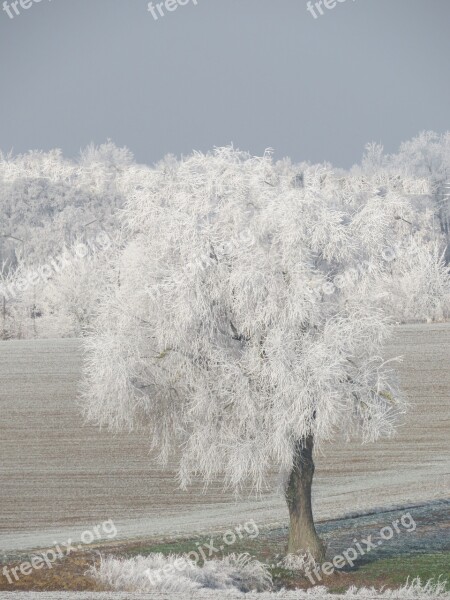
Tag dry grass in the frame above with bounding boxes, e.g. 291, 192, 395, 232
0, 551, 107, 592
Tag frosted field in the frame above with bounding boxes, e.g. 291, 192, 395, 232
2, 592, 449, 599
2, 587, 450, 600
0, 324, 449, 554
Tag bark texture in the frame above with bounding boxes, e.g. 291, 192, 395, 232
285, 435, 326, 561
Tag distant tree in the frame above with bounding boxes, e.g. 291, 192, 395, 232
40, 234, 116, 336
81, 148, 433, 559
0, 143, 129, 267
388, 131, 450, 259
0, 233, 116, 339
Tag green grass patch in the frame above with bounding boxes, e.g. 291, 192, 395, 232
329, 552, 450, 594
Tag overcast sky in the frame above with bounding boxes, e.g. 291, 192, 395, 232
0, 0, 449, 167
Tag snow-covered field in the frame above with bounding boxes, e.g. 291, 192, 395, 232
0, 324, 449, 554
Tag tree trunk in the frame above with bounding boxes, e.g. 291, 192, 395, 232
285, 435, 325, 561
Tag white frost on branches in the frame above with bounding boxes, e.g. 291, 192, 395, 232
80, 147, 422, 491
1, 135, 449, 339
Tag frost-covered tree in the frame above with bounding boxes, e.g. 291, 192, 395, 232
0, 142, 129, 267
2, 139, 448, 341
0, 232, 116, 339
379, 242, 450, 323
39, 233, 116, 337
81, 147, 432, 559
363, 132, 450, 261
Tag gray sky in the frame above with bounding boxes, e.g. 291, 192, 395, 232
0, 0, 449, 167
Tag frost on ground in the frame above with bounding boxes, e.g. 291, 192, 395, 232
3, 578, 449, 599
339, 578, 449, 598
86, 552, 449, 598
88, 552, 272, 593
